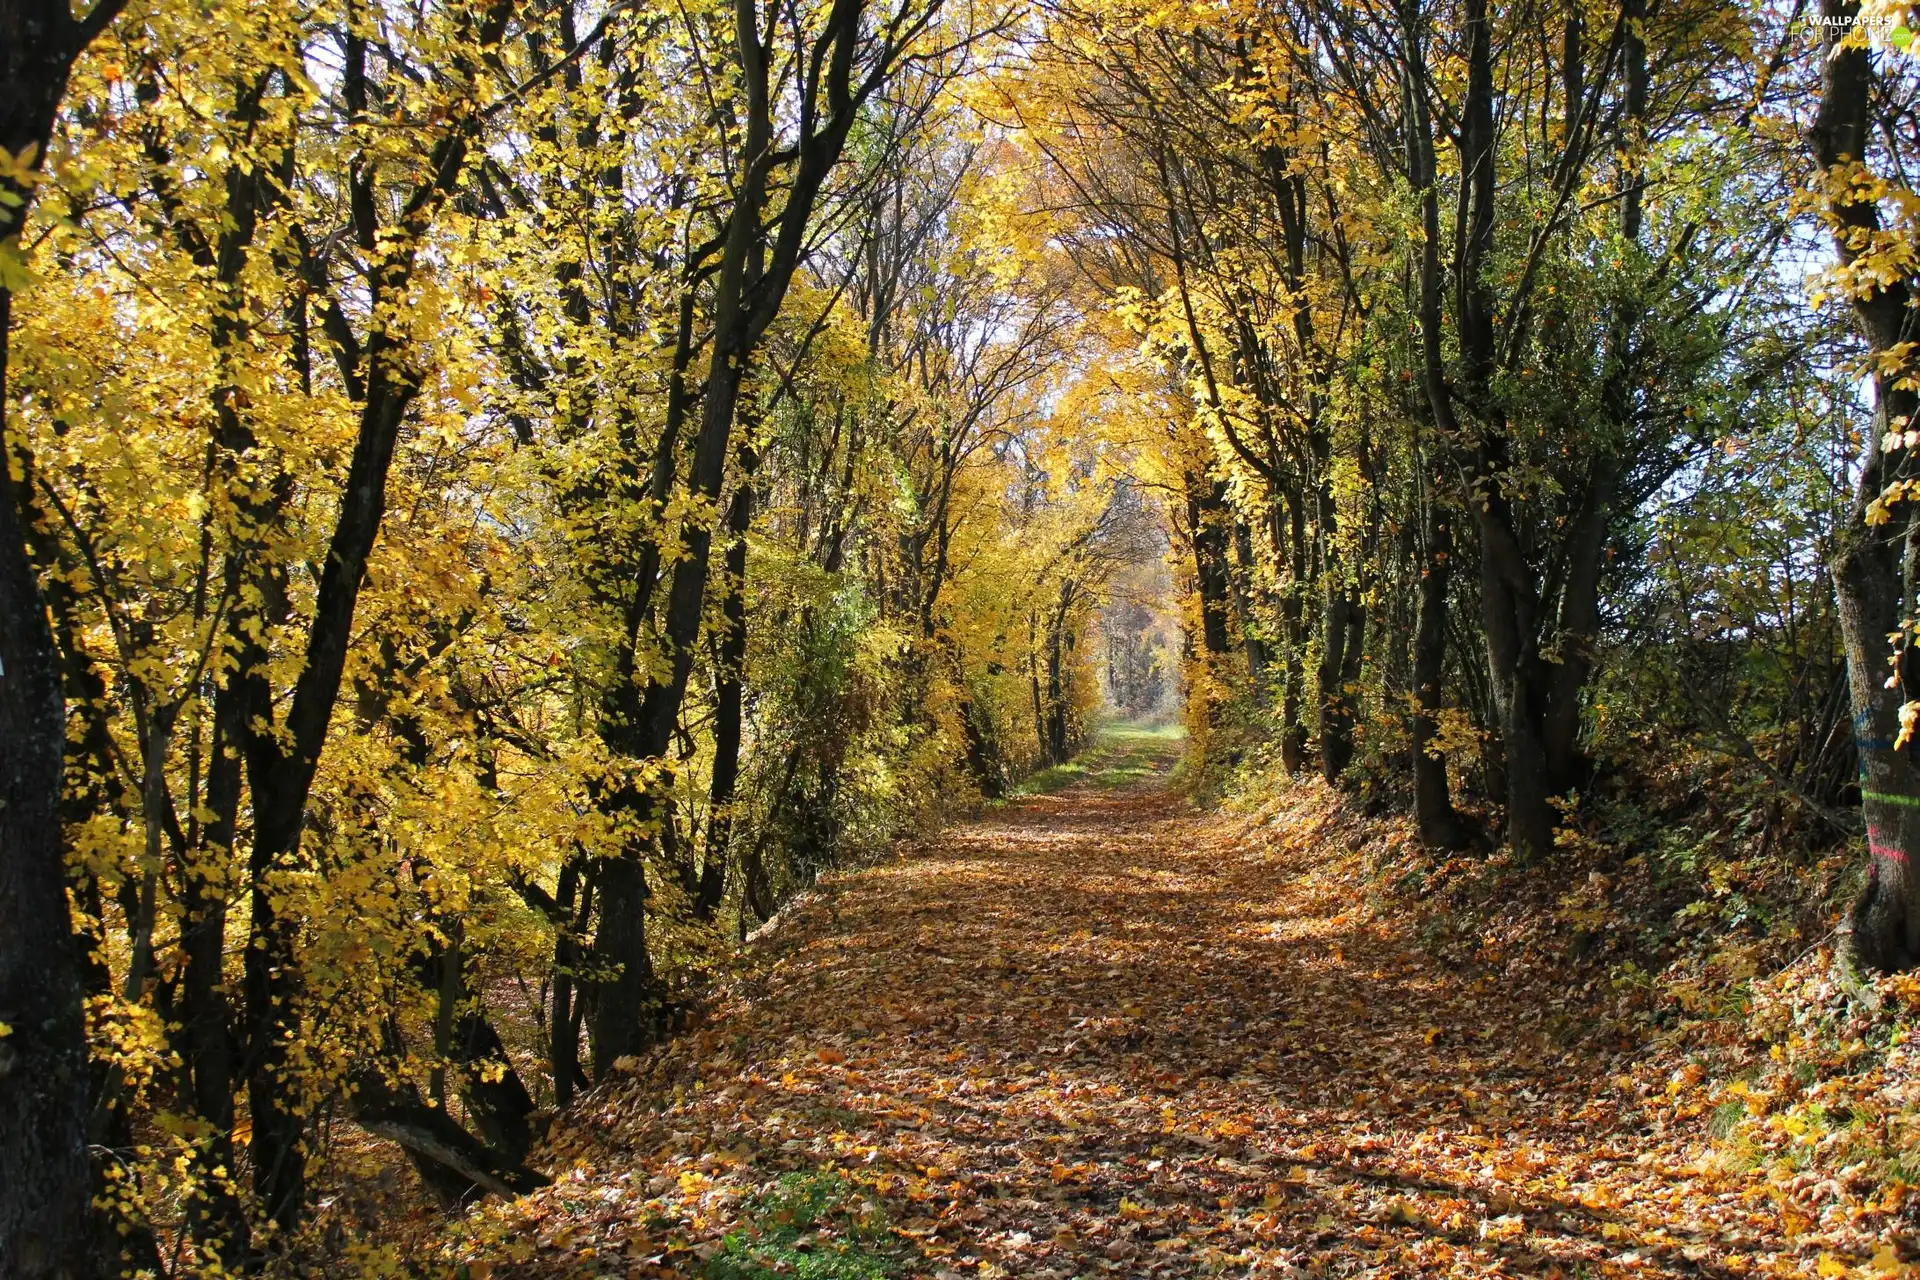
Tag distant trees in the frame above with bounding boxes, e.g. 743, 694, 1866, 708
981, 0, 1908, 956
1102, 594, 1175, 721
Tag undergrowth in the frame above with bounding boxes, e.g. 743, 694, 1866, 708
704, 1171, 896, 1280
1213, 729, 1920, 1266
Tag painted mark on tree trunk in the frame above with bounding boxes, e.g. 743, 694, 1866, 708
1868, 825, 1911, 863
1855, 710, 1896, 754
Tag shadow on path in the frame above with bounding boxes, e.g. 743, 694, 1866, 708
522, 731, 1785, 1279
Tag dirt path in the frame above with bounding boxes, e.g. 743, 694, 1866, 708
473, 732, 1790, 1279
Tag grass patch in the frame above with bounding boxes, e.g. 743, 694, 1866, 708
1013, 722, 1186, 796
1016, 760, 1089, 795
705, 1170, 895, 1280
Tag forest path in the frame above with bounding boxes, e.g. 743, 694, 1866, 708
488, 729, 1785, 1279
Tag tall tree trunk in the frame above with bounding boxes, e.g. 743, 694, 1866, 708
585, 848, 655, 1076
449, 1006, 537, 1166
1188, 474, 1234, 659
179, 702, 246, 1264
1814, 0, 1920, 971
548, 857, 590, 1108
0, 299, 97, 1280
236, 8, 512, 1220
1541, 456, 1616, 793
0, 3, 126, 1274
1455, 0, 1556, 858
701, 448, 758, 923
1278, 495, 1308, 772
1318, 583, 1363, 784
1477, 528, 1556, 858
1233, 519, 1268, 684
1412, 495, 1462, 849
1542, 0, 1640, 796
590, 0, 882, 1062
739, 830, 774, 930
1401, 0, 1462, 847
1038, 584, 1076, 766
1045, 605, 1072, 766
1311, 425, 1362, 784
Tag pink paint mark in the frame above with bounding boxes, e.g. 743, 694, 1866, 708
1870, 838, 1910, 864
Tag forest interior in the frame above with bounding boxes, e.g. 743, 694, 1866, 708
14, 0, 1920, 1275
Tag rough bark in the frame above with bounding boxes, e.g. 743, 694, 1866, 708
1412, 497, 1462, 849
0, 294, 97, 1280
1187, 475, 1235, 659
1400, 0, 1463, 848
1233, 519, 1269, 684
701, 450, 758, 923
1813, 0, 1920, 971
0, 1, 128, 1274
1278, 495, 1309, 773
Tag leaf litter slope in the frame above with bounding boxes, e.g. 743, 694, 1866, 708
469, 733, 1797, 1278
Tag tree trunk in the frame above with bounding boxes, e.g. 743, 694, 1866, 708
547, 857, 590, 1108
351, 1067, 549, 1204
409, 934, 539, 1165
1814, 0, 1920, 970
0, 3, 126, 1274
1233, 519, 1268, 684
1836, 524, 1920, 970
1411, 496, 1462, 849
1541, 0, 1639, 797
1318, 583, 1363, 784
1447, 0, 1556, 858
178, 702, 245, 1264
0, 294, 97, 1280
1540, 456, 1616, 794
1044, 588, 1074, 766
1311, 407, 1361, 785
1278, 495, 1308, 773
947, 639, 1005, 797
1401, 8, 1462, 847
701, 449, 758, 923
1187, 476, 1235, 660
1477, 530, 1557, 859
1030, 611, 1047, 759
239, 85, 501, 1232
452, 1009, 539, 1166
586, 849, 655, 1076
590, 0, 880, 1059
739, 833, 774, 930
